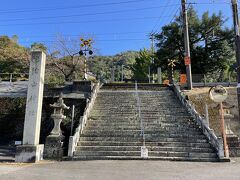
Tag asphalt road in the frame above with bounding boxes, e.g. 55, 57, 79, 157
1, 159, 240, 180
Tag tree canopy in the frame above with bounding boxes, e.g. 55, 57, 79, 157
0, 36, 29, 73
154, 7, 235, 80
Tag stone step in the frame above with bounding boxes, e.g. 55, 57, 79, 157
86, 120, 196, 125
94, 99, 177, 103
82, 130, 203, 136
79, 137, 208, 143
74, 150, 217, 159
81, 134, 205, 140
86, 122, 197, 128
72, 156, 218, 162
90, 111, 188, 115
0, 146, 15, 162
73, 84, 218, 162
76, 146, 215, 153
100, 84, 168, 90
88, 115, 193, 119
86, 122, 199, 128
93, 103, 180, 107
78, 141, 212, 148
84, 125, 201, 132
89, 115, 193, 118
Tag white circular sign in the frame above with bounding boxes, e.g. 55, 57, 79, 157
209, 85, 228, 103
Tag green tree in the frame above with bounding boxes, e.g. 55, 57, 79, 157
89, 51, 138, 82
0, 36, 29, 73
31, 42, 47, 53
155, 7, 234, 81
132, 49, 152, 81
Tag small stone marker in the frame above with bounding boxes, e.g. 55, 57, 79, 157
157, 67, 162, 84
15, 50, 46, 163
141, 146, 148, 158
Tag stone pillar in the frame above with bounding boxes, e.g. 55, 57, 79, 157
43, 95, 69, 160
157, 67, 162, 84
15, 50, 46, 163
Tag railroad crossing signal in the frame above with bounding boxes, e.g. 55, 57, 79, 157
168, 59, 177, 83
79, 38, 94, 80
80, 38, 92, 48
168, 59, 177, 69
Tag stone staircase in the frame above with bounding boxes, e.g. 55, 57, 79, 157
0, 145, 15, 162
73, 84, 218, 161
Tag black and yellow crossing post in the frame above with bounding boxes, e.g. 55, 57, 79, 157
79, 38, 93, 80
168, 59, 177, 84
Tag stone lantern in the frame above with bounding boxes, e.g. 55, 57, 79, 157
44, 94, 70, 160
49, 94, 70, 136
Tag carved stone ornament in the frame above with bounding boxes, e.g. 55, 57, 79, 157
50, 94, 70, 136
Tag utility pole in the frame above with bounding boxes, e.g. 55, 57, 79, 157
231, 0, 240, 121
149, 34, 155, 83
181, 0, 192, 90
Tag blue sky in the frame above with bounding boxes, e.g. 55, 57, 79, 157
0, 0, 233, 55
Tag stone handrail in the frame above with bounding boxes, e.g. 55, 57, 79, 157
172, 83, 224, 159
68, 82, 101, 157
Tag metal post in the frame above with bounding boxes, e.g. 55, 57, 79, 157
10, 73, 13, 83
135, 81, 145, 147
181, 0, 193, 90
220, 102, 229, 158
172, 66, 174, 83
70, 105, 75, 136
204, 74, 207, 86
84, 55, 87, 80
205, 103, 209, 127
231, 0, 240, 121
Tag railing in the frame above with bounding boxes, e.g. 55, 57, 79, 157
68, 82, 101, 157
135, 81, 145, 146
172, 83, 225, 160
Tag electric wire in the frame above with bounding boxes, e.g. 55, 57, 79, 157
0, 0, 161, 14
0, 4, 181, 23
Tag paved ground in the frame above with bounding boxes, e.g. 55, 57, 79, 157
1, 159, 240, 180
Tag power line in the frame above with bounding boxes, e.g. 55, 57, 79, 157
0, 0, 160, 14
0, 4, 181, 22
0, 16, 174, 27
19, 38, 149, 44
151, 0, 172, 33
188, 2, 229, 5
152, 6, 181, 35
19, 31, 152, 39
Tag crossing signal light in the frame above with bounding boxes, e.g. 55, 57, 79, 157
79, 50, 84, 56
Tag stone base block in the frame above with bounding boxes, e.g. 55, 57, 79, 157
15, 144, 44, 163
43, 135, 64, 160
